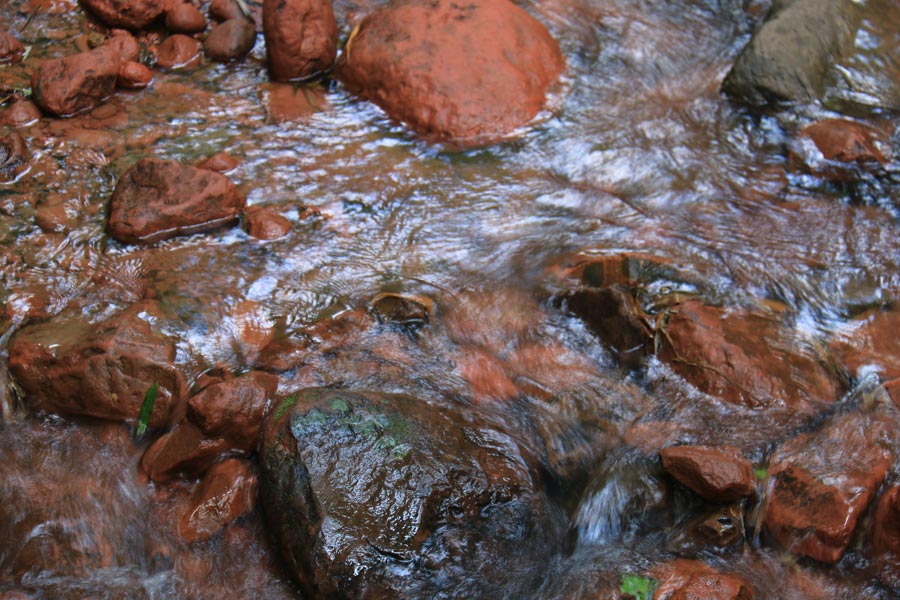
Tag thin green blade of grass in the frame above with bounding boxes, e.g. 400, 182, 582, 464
135, 383, 159, 439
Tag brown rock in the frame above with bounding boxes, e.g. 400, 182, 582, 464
80, 0, 168, 29
262, 0, 337, 81
831, 309, 900, 381
104, 30, 141, 61
117, 60, 154, 89
245, 205, 291, 240
141, 420, 230, 481
156, 34, 202, 69
166, 2, 207, 33
7, 301, 186, 425
660, 445, 755, 502
764, 411, 893, 563
187, 371, 278, 450
872, 485, 900, 557
799, 119, 889, 164
31, 46, 121, 117
0, 30, 25, 63
177, 458, 257, 542
657, 300, 840, 413
209, 0, 242, 21
197, 151, 239, 173
0, 132, 29, 182
107, 157, 245, 244
651, 559, 754, 600
336, 0, 564, 147
0, 99, 41, 127
368, 292, 434, 327
204, 17, 256, 61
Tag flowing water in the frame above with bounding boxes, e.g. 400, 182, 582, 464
2, 0, 900, 597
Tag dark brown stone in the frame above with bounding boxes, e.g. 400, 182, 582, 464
262, 0, 337, 82
0, 30, 25, 63
209, 0, 242, 21
117, 60, 154, 89
80, 0, 169, 29
107, 157, 245, 244
166, 2, 207, 33
187, 371, 278, 451
335, 0, 564, 147
156, 34, 201, 69
204, 17, 256, 61
140, 420, 231, 482
0, 133, 29, 182
177, 458, 257, 542
31, 46, 121, 117
245, 205, 291, 240
661, 445, 755, 502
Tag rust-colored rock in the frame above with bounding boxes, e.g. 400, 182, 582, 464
209, 0, 242, 21
831, 309, 900, 381
197, 151, 239, 173
336, 0, 564, 147
80, 0, 168, 29
799, 119, 889, 164
166, 2, 207, 33
0, 132, 29, 182
141, 420, 230, 482
204, 17, 256, 62
764, 411, 893, 563
187, 371, 278, 451
262, 0, 337, 81
872, 485, 900, 558
117, 60, 154, 89
31, 46, 121, 117
104, 29, 140, 61
177, 458, 257, 542
0, 30, 25, 63
661, 445, 755, 502
657, 300, 840, 413
652, 559, 754, 600
245, 205, 291, 240
156, 34, 202, 69
107, 157, 245, 244
7, 301, 185, 426
0, 99, 41, 127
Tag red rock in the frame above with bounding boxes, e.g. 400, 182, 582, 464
107, 157, 245, 244
262, 0, 336, 81
166, 2, 207, 33
763, 411, 893, 563
657, 300, 840, 413
831, 309, 900, 381
81, 0, 168, 29
0, 132, 29, 182
0, 99, 41, 127
187, 371, 278, 450
117, 60, 154, 89
197, 151, 239, 172
245, 205, 292, 240
872, 485, 900, 557
336, 0, 564, 147
30, 46, 121, 117
156, 34, 202, 69
661, 445, 755, 502
141, 420, 230, 481
886, 378, 900, 406
0, 30, 25, 63
104, 29, 141, 61
209, 0, 242, 21
799, 119, 888, 164
263, 81, 328, 122
7, 300, 186, 425
204, 17, 256, 61
652, 559, 754, 600
456, 346, 519, 403
177, 458, 257, 542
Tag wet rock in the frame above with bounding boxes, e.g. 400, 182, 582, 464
722, 0, 860, 106
831, 309, 900, 381
209, 0, 243, 21
0, 133, 29, 182
197, 151, 239, 173
263, 81, 328, 122
107, 157, 245, 244
790, 118, 891, 181
763, 411, 893, 563
103, 29, 140, 61
656, 300, 840, 413
563, 286, 652, 368
245, 205, 291, 240
166, 2, 207, 33
117, 60, 154, 89
30, 46, 121, 117
666, 503, 746, 556
177, 458, 257, 543
368, 292, 434, 329
204, 17, 256, 61
141, 420, 231, 482
660, 445, 755, 502
262, 0, 336, 82
0, 99, 41, 127
652, 558, 755, 600
155, 34, 202, 69
872, 485, 900, 558
0, 30, 25, 63
260, 388, 563, 598
336, 0, 564, 147
80, 0, 168, 29
8, 301, 185, 425
187, 371, 278, 451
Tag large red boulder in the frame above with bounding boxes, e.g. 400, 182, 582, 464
187, 371, 279, 451
7, 301, 186, 426
335, 0, 565, 147
80, 0, 168, 29
107, 157, 245, 244
763, 411, 893, 563
661, 445, 755, 502
262, 0, 337, 81
31, 46, 121, 117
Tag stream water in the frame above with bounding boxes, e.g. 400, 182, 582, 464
2, 0, 900, 597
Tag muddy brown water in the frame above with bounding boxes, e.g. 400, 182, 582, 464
2, 0, 900, 597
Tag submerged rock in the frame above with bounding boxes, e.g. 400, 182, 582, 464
0, 30, 24, 63
7, 301, 185, 426
156, 34, 202, 69
260, 388, 563, 598
107, 157, 245, 244
790, 118, 891, 181
245, 205, 292, 240
204, 17, 256, 62
335, 0, 564, 147
262, 0, 337, 82
0, 99, 41, 127
80, 0, 169, 29
830, 308, 900, 381
117, 60, 154, 89
0, 133, 29, 182
31, 46, 121, 117
651, 558, 755, 600
177, 458, 257, 543
660, 445, 755, 503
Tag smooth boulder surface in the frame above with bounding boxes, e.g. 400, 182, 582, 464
204, 18, 257, 62
177, 458, 257, 542
336, 0, 565, 147
80, 0, 168, 29
722, 0, 860, 106
260, 388, 564, 598
262, 0, 337, 81
31, 46, 121, 117
7, 301, 185, 426
107, 157, 245, 244
187, 371, 279, 451
660, 445, 756, 503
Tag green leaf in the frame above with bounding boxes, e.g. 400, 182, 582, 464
135, 383, 159, 439
274, 393, 299, 421
620, 574, 658, 600
754, 467, 768, 480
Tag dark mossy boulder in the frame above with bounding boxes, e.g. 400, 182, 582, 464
260, 388, 564, 598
